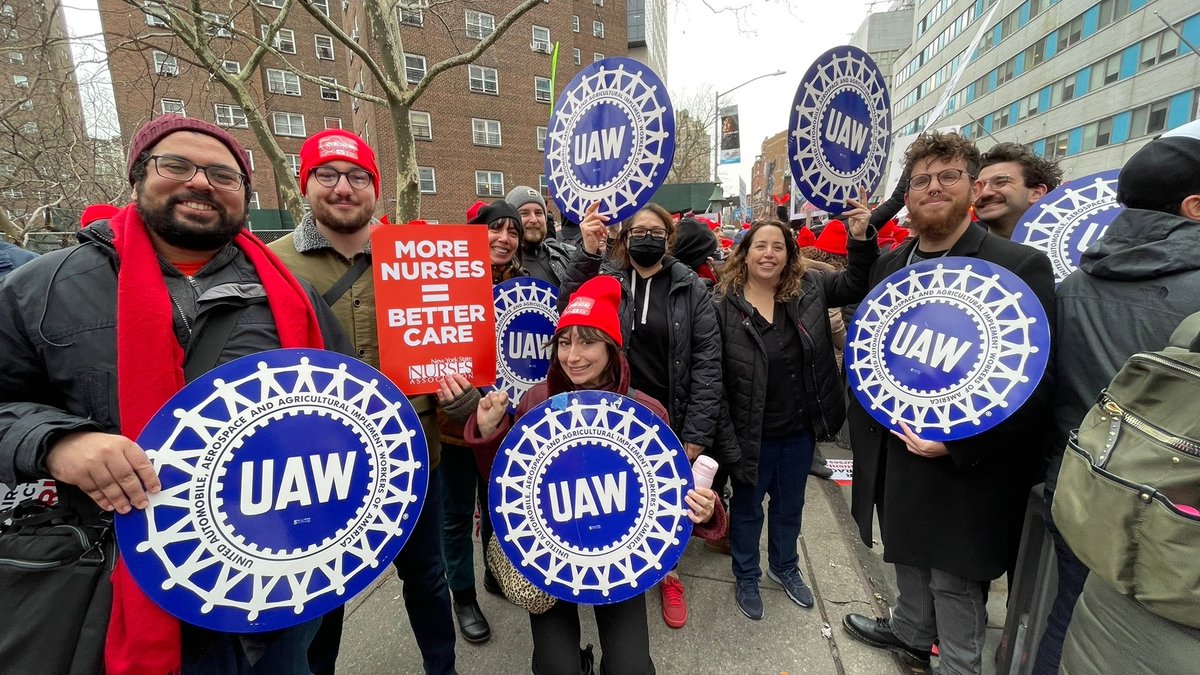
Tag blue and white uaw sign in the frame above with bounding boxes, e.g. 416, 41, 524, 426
115, 349, 429, 633
545, 56, 675, 225
1012, 169, 1122, 285
846, 258, 1050, 442
789, 45, 891, 213
490, 391, 693, 605
494, 277, 559, 413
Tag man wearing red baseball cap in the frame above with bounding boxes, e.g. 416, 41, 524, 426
271, 129, 457, 674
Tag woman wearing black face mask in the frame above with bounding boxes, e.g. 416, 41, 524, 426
560, 202, 723, 630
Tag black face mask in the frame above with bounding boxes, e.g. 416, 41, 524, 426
627, 236, 666, 268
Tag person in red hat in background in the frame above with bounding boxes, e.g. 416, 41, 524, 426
80, 203, 120, 228
0, 114, 350, 674
464, 275, 725, 675
270, 128, 458, 675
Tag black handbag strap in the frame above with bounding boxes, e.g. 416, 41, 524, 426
184, 308, 240, 382
322, 254, 371, 307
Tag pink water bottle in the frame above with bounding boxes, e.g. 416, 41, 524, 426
692, 455, 719, 491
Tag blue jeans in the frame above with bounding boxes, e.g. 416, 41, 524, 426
185, 619, 320, 674
729, 430, 815, 581
307, 467, 456, 675
1032, 500, 1090, 675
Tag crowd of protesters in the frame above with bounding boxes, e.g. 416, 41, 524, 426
2, 112, 1199, 675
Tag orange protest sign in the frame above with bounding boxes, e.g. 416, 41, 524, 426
372, 222, 497, 395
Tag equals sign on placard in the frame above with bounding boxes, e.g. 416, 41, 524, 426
421, 284, 450, 303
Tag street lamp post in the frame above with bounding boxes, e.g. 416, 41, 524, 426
713, 69, 787, 185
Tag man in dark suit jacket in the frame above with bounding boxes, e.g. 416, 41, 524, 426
840, 132, 1055, 674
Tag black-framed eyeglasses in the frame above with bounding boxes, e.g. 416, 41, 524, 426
312, 166, 373, 190
909, 168, 972, 192
147, 154, 245, 191
628, 227, 668, 241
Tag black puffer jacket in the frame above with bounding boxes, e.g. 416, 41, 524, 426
0, 222, 351, 513
713, 236, 877, 484
560, 250, 722, 448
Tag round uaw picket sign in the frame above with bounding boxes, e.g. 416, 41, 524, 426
1012, 169, 1122, 285
494, 277, 559, 413
789, 45, 891, 213
115, 349, 428, 632
545, 56, 675, 225
847, 258, 1050, 442
490, 391, 693, 605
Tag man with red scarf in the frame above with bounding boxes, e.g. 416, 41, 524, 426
0, 115, 350, 673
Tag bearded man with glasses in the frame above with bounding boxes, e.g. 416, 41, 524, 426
841, 132, 1056, 675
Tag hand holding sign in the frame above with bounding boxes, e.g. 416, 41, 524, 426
45, 431, 160, 514
579, 202, 610, 255
843, 186, 872, 241
892, 422, 950, 459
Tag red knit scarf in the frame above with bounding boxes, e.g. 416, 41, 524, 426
105, 205, 325, 674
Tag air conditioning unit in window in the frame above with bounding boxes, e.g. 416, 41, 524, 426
532, 40, 551, 54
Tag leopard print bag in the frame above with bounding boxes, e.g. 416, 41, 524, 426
486, 534, 557, 614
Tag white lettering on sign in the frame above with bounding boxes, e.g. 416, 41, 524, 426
380, 260, 487, 281
573, 127, 626, 164
507, 332, 550, 361
824, 108, 868, 155
402, 325, 473, 346
547, 472, 629, 522
240, 452, 358, 516
395, 239, 469, 258
1075, 221, 1109, 253
888, 321, 974, 373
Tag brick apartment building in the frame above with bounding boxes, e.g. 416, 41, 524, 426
748, 128, 788, 219
95, 0, 629, 227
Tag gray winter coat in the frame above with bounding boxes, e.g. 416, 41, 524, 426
0, 222, 350, 514
1048, 208, 1200, 496
560, 250, 722, 449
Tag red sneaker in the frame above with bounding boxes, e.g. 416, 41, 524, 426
660, 575, 688, 628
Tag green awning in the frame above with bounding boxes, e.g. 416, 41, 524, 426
648, 183, 721, 214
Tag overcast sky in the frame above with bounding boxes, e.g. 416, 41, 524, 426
666, 1, 877, 192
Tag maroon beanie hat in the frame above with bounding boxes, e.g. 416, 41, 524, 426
127, 114, 252, 188
299, 129, 381, 198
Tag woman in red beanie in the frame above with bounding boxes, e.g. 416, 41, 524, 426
463, 276, 724, 675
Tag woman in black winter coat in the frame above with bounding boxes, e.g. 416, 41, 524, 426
712, 204, 877, 622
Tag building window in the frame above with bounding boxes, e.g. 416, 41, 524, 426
8, 51, 22, 64
572, 15, 579, 32
315, 35, 335, 60
144, 1, 168, 27
472, 118, 502, 147
214, 104, 248, 128
285, 153, 301, 177
160, 98, 185, 116
324, 116, 342, 129
267, 68, 301, 96
311, 0, 330, 17
532, 25, 551, 53
475, 170, 504, 197
593, 21, 604, 39
536, 126, 547, 151
468, 65, 498, 94
465, 10, 495, 40
401, 4, 424, 27
410, 111, 432, 140
246, 150, 255, 170
594, 52, 604, 62
319, 77, 339, 100
418, 167, 436, 193
257, 0, 284, 6
18, 99, 32, 111
534, 77, 552, 103
405, 54, 426, 84
152, 51, 178, 76
203, 12, 232, 38
262, 26, 297, 53
221, 60, 241, 74
593, 0, 604, 5
248, 192, 260, 209
18, 121, 36, 134
539, 174, 549, 195
272, 112, 306, 137
573, 48, 581, 65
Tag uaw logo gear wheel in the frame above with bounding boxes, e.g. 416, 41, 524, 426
789, 45, 891, 213
847, 258, 1050, 442
1013, 169, 1122, 285
545, 56, 675, 225
490, 391, 693, 605
493, 278, 559, 413
116, 349, 428, 633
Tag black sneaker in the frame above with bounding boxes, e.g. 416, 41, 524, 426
841, 614, 931, 666
735, 578, 764, 620
767, 568, 814, 608
483, 567, 502, 596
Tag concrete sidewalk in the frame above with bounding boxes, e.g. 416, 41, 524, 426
336, 446, 911, 675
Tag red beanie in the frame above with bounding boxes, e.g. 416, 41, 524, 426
299, 129, 380, 198
81, 204, 120, 227
815, 219, 848, 256
557, 276, 623, 347
796, 226, 817, 248
127, 114, 252, 187
465, 200, 489, 223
